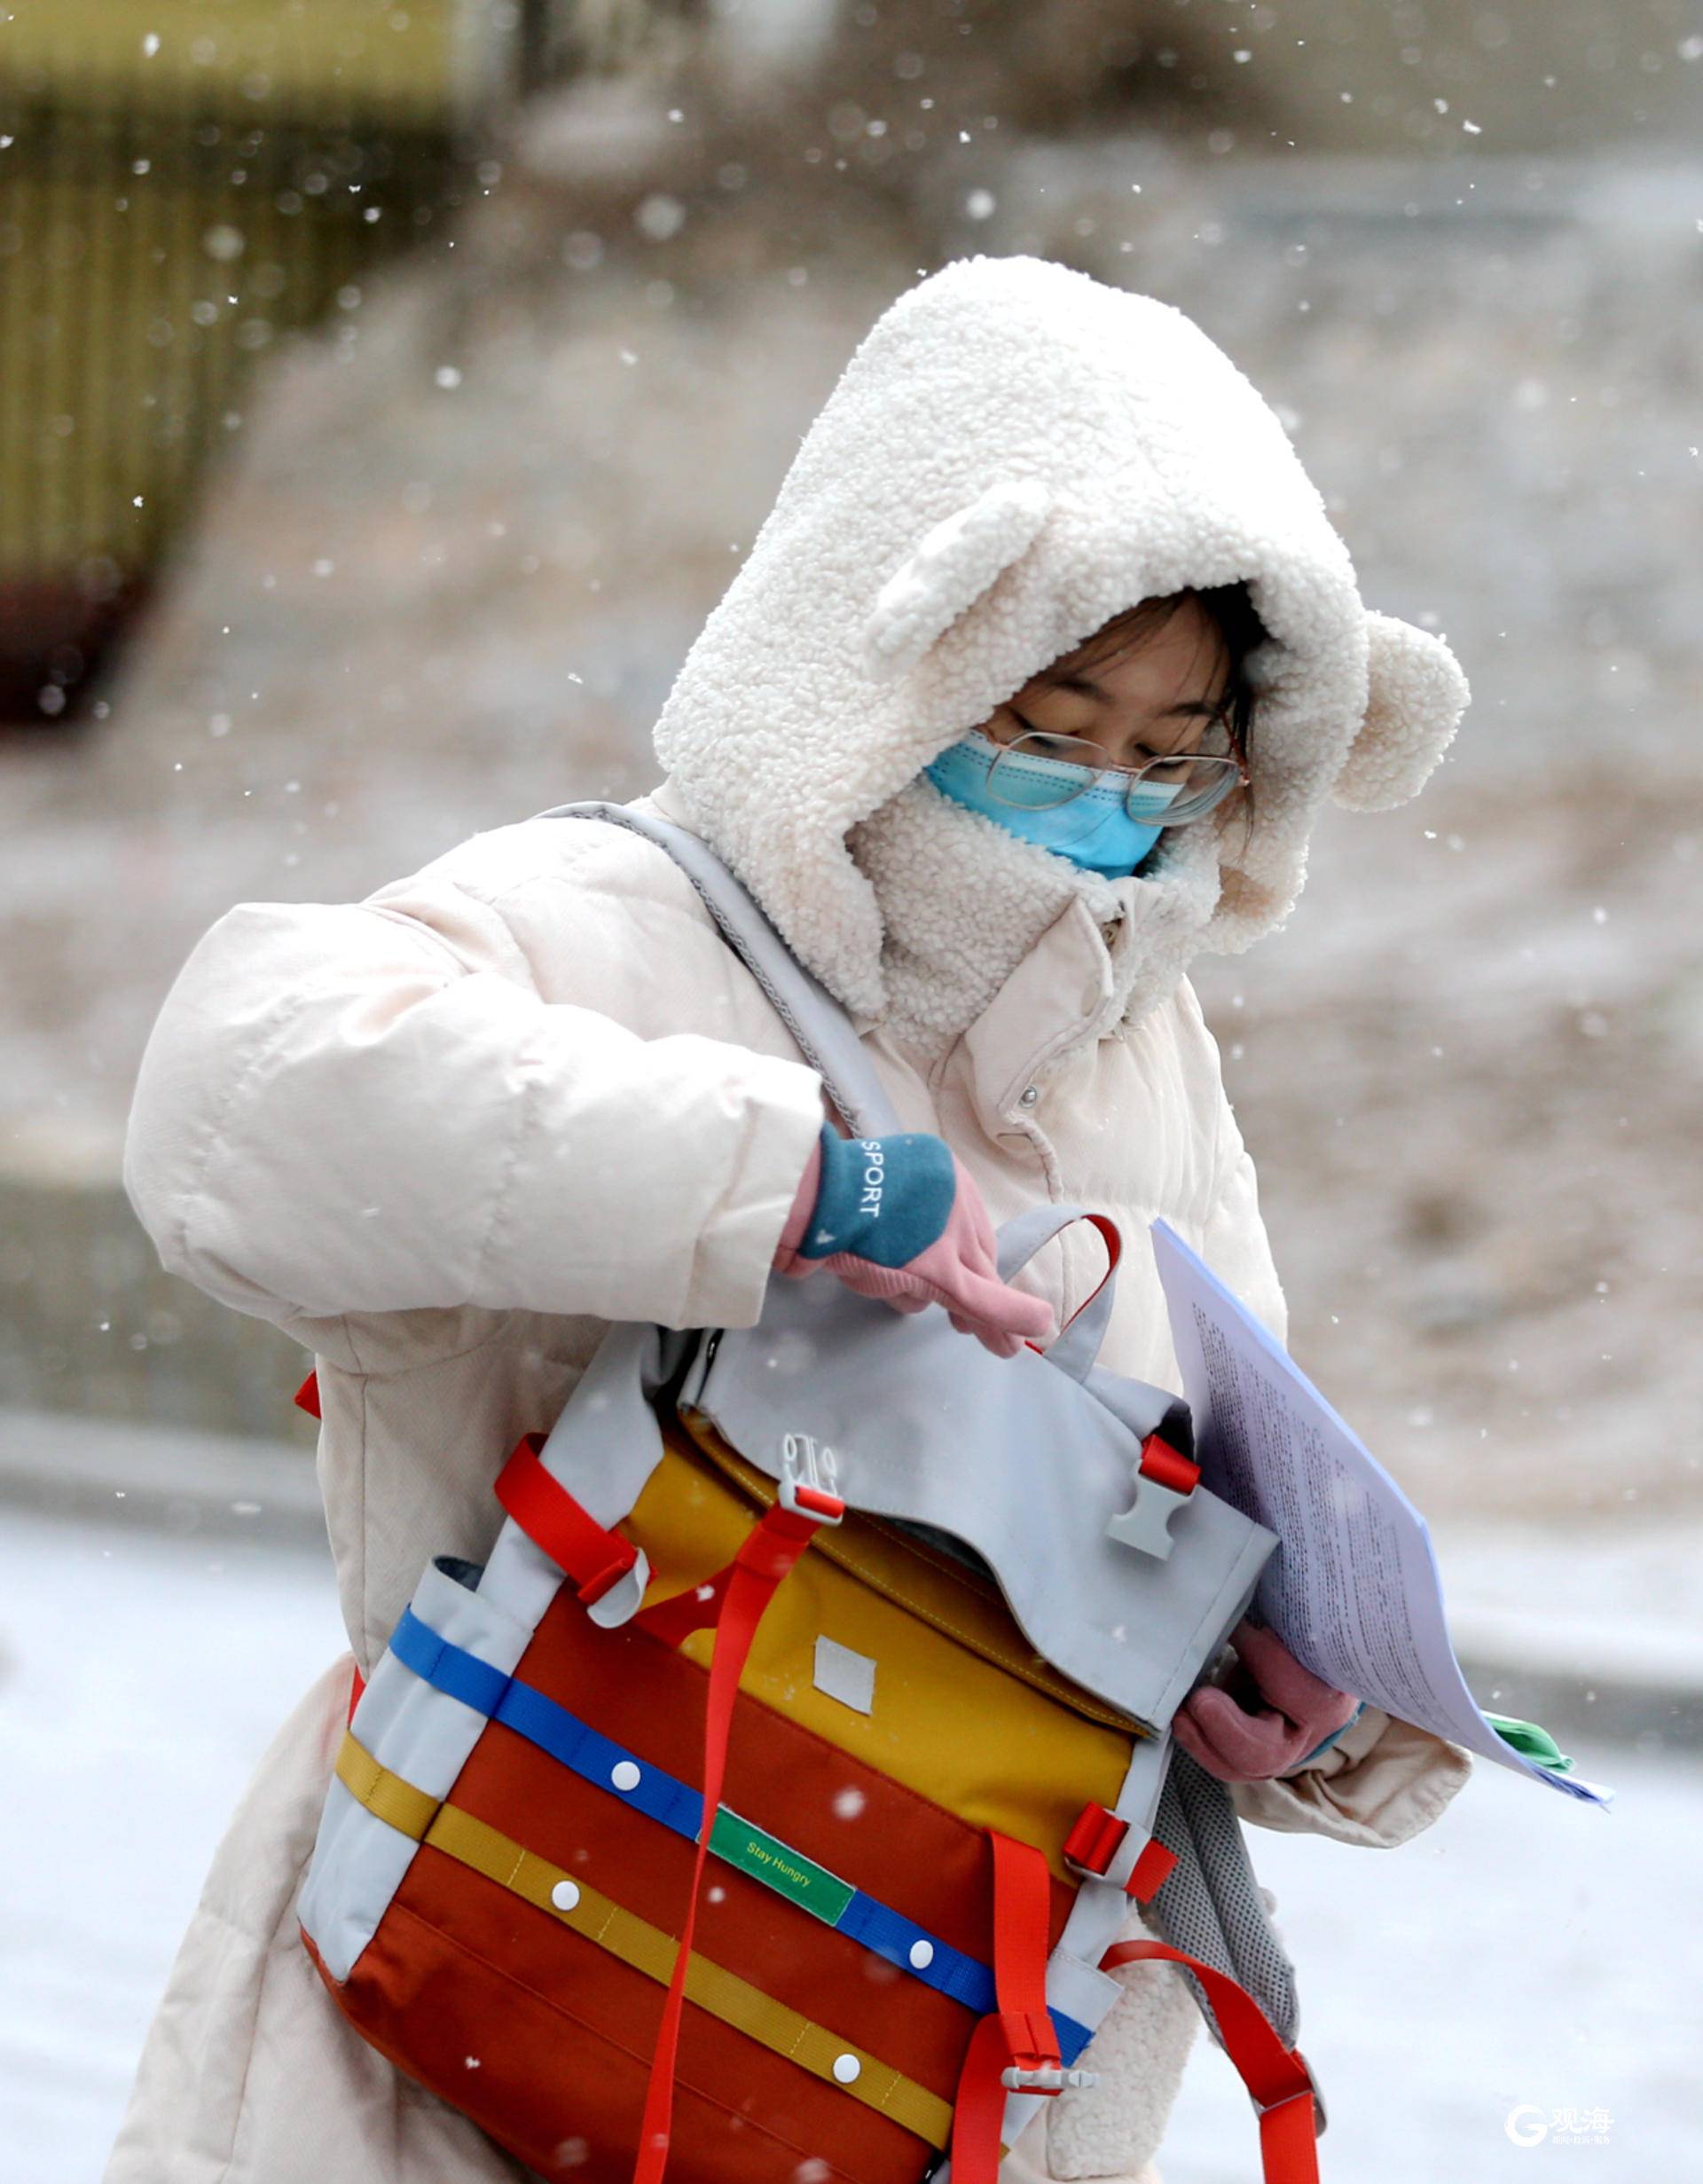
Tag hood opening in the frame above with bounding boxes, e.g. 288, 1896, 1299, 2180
652, 254, 1468, 1024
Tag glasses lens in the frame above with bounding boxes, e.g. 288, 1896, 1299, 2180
985, 731, 1103, 811
1132, 753, 1243, 825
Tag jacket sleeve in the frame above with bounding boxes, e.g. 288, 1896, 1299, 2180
1181, 1640, 1472, 1846
1230, 1702, 1472, 1847
122, 855, 828, 1334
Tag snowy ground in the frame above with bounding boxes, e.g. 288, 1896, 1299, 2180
4, 1502, 1693, 2184
0, 1508, 346, 2177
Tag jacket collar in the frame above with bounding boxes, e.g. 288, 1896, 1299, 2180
846, 778, 1125, 1071
647, 771, 1186, 1119
961, 887, 1165, 1130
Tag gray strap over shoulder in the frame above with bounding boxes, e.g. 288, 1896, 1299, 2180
537, 797, 1311, 2095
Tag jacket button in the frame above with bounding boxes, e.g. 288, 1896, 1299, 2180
610, 1760, 641, 1792
1018, 1085, 1039, 1108
833, 2054, 862, 2085
551, 1879, 581, 1913
908, 1938, 935, 1969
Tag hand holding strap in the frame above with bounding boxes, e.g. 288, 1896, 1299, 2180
994, 1204, 1123, 1381
781, 1126, 1057, 1357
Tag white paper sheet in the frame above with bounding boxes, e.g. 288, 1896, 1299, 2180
1150, 1219, 1611, 1808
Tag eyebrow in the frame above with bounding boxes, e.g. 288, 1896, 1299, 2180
1045, 670, 1228, 718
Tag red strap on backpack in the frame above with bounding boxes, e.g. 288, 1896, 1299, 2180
946, 1831, 1063, 2184
1099, 1940, 1322, 2184
950, 1888, 1321, 2184
495, 1434, 640, 1607
632, 1496, 839, 2184
632, 1559, 739, 1647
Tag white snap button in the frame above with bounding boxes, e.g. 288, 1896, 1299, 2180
1018, 1085, 1039, 1108
610, 1760, 641, 1792
832, 2053, 861, 2085
908, 1938, 935, 1969
551, 1879, 581, 1913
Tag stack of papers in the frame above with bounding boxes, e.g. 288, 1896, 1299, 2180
1150, 1220, 1611, 1809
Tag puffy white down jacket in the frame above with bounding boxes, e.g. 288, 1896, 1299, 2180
112, 789, 1468, 2184
114, 251, 1476, 2183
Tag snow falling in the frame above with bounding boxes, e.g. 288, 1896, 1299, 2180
3, 6, 1699, 2179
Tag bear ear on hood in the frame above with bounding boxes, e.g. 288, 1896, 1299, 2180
1331, 609, 1471, 813
863, 476, 1053, 682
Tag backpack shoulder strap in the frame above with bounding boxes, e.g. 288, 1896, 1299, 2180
1150, 1751, 1304, 2056
538, 799, 902, 1138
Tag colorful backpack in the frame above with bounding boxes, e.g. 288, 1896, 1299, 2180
295, 803, 1328, 2184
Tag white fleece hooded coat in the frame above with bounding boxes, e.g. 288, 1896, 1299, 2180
113, 255, 1471, 2184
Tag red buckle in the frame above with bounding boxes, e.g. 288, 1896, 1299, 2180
575, 1540, 640, 1606
1063, 1801, 1179, 1901
496, 1434, 641, 1603
997, 2008, 1072, 2092
998, 2035, 1093, 2094
1137, 1434, 1200, 1497
1063, 1800, 1126, 1877
777, 1434, 845, 1525
788, 1482, 845, 1521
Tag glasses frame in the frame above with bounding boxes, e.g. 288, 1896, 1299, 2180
984, 726, 1252, 829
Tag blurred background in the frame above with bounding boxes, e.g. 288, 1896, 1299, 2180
2, 1, 1699, 2175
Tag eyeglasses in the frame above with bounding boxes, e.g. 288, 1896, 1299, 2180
984, 726, 1249, 828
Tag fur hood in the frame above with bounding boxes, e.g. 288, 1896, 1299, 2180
653, 252, 1470, 1025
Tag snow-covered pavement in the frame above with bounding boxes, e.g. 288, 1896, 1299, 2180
4, 1504, 1692, 2183
1, 1509, 346, 2179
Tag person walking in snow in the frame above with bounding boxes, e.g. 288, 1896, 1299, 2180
114, 254, 1471, 2184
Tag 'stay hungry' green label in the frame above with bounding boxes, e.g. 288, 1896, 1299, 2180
709, 1807, 855, 1925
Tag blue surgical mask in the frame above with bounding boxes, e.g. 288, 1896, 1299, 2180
923, 730, 1181, 877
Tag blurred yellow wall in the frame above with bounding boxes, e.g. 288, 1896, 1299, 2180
0, 0, 500, 712
0, 0, 482, 122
